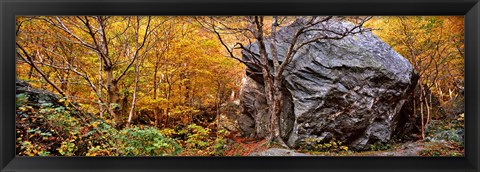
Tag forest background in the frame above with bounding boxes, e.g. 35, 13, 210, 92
15, 16, 464, 156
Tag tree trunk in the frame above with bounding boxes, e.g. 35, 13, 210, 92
154, 108, 159, 127
98, 56, 104, 118
270, 77, 287, 146
105, 69, 121, 125
419, 85, 425, 139
127, 56, 140, 125
425, 93, 431, 128
164, 84, 172, 127
153, 60, 159, 100
216, 81, 221, 118
261, 67, 279, 144
28, 66, 34, 79
254, 16, 287, 146
153, 56, 161, 127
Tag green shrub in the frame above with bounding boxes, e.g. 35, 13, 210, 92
114, 126, 181, 156
86, 145, 115, 156
57, 139, 76, 156
16, 93, 28, 107
159, 128, 177, 137
184, 124, 211, 149
302, 137, 349, 152
369, 143, 392, 151
43, 107, 79, 134
425, 119, 464, 147
212, 129, 230, 156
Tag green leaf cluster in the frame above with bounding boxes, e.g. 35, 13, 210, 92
114, 126, 182, 156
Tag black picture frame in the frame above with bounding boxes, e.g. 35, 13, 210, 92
1, 0, 479, 172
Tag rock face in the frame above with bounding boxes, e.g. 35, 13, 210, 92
238, 18, 418, 150
16, 80, 61, 107
239, 77, 294, 139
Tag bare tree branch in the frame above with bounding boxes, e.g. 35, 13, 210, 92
16, 43, 66, 97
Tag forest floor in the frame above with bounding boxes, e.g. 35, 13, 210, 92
247, 118, 464, 157
288, 141, 424, 156
223, 134, 270, 156
247, 139, 462, 156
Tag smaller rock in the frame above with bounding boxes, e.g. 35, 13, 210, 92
249, 148, 310, 156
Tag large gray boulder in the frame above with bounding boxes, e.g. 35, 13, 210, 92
238, 18, 418, 150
